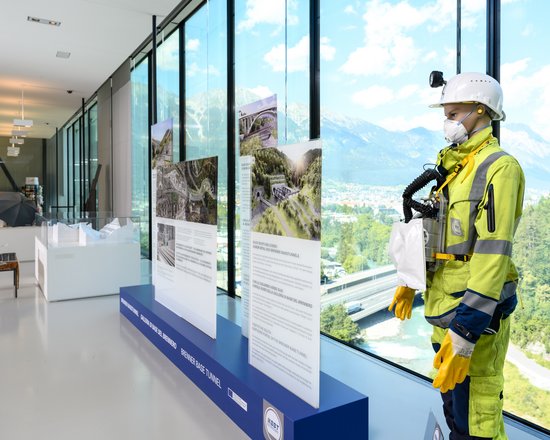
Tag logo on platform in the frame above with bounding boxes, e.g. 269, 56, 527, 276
423, 411, 445, 440
263, 400, 284, 440
433, 424, 444, 440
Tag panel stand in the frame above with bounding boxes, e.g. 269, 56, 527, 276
120, 285, 368, 440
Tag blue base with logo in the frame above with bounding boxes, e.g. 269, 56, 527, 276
120, 285, 368, 439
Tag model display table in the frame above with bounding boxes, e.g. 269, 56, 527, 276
34, 216, 141, 301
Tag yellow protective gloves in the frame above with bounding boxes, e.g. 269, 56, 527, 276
433, 330, 475, 393
388, 286, 416, 320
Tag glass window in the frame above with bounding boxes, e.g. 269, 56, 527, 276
66, 124, 74, 215
57, 128, 67, 210
88, 104, 99, 212
501, 1, 550, 429
185, 0, 229, 290
460, 2, 486, 73
234, 0, 310, 294
157, 29, 180, 161
131, 58, 151, 256
74, 119, 81, 214
83, 108, 90, 207
319, 0, 455, 375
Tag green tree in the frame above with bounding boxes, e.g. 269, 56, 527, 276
511, 196, 550, 353
320, 304, 363, 344
336, 222, 354, 267
343, 255, 369, 273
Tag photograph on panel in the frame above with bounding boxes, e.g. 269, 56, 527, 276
156, 157, 217, 225
151, 118, 173, 169
157, 223, 175, 267
238, 94, 278, 155
251, 143, 321, 241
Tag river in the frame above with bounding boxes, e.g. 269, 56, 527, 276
355, 303, 550, 391
356, 302, 435, 377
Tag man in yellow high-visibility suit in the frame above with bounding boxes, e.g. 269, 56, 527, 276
389, 72, 525, 439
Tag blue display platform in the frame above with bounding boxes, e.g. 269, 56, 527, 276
120, 285, 368, 439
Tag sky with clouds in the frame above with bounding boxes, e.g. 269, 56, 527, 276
231, 0, 550, 143
149, 0, 550, 143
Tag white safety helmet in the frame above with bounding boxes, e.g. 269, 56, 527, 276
430, 72, 505, 121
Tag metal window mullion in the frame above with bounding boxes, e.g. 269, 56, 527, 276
81, 99, 85, 215
87, 106, 92, 206
309, 0, 320, 140
148, 50, 154, 260
71, 125, 75, 217
227, 0, 236, 296
486, 0, 501, 140
66, 128, 69, 214
55, 127, 59, 211
152, 16, 158, 126
457, 0, 461, 74
42, 139, 47, 209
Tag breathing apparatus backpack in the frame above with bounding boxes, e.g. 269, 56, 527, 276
402, 166, 448, 273
388, 165, 448, 290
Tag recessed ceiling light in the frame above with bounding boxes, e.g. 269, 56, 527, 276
56, 51, 71, 59
28, 16, 61, 27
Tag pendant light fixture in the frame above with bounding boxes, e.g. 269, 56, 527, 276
13, 89, 33, 128
8, 137, 24, 145
7, 143, 20, 157
11, 128, 28, 137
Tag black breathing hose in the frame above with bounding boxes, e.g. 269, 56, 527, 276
402, 167, 446, 223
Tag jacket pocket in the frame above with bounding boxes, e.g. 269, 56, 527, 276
485, 183, 496, 233
441, 260, 470, 296
446, 200, 476, 254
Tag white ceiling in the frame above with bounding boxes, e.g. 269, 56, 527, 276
0, 0, 181, 140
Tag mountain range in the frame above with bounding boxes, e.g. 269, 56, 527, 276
159, 86, 550, 194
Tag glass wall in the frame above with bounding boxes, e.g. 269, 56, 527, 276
131, 58, 150, 256
59, 104, 99, 217
234, 0, 310, 294
459, 2, 486, 73
73, 119, 81, 214
184, 0, 229, 290
157, 29, 180, 161
122, 0, 550, 432
56, 131, 67, 211
65, 124, 74, 214
319, 0, 454, 373
501, 1, 550, 429
89, 104, 99, 211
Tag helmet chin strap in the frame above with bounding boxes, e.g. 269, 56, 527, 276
468, 123, 491, 138
463, 104, 491, 139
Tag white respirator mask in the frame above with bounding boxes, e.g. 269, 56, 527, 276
443, 109, 474, 145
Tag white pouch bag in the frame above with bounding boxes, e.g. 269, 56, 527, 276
388, 218, 426, 290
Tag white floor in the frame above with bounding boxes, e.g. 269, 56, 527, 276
0, 262, 249, 440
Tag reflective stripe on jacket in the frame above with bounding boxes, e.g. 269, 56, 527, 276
424, 127, 525, 342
